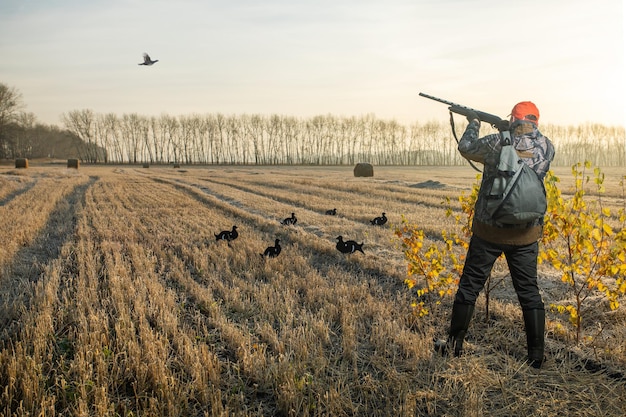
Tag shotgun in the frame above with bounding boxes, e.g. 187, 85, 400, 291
419, 92, 509, 131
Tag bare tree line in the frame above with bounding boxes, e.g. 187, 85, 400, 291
0, 83, 84, 160
62, 110, 450, 165
61, 109, 626, 166
2, 78, 624, 166
546, 124, 626, 167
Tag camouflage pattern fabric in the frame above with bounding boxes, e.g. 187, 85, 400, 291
458, 120, 555, 229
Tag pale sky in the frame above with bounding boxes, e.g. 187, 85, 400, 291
1, 0, 624, 128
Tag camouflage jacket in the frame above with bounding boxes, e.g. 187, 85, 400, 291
458, 120, 555, 232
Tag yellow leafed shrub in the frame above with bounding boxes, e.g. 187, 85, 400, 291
397, 162, 626, 345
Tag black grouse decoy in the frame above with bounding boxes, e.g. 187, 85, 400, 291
261, 239, 282, 258
325, 208, 337, 215
139, 53, 159, 66
336, 236, 364, 254
215, 225, 238, 242
370, 212, 387, 226
281, 212, 297, 225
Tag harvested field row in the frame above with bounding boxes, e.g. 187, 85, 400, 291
70, 172, 419, 414
0, 172, 91, 269
151, 175, 408, 284
194, 175, 456, 227
0, 165, 624, 417
204, 172, 461, 209
146, 172, 458, 245
0, 174, 35, 205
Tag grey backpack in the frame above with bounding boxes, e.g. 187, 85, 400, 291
486, 131, 547, 225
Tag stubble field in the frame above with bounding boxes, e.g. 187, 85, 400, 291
0, 163, 625, 416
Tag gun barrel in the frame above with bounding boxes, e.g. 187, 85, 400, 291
418, 92, 456, 107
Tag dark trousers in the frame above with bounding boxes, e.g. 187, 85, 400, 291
454, 235, 544, 311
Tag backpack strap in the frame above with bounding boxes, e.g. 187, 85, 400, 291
501, 130, 512, 146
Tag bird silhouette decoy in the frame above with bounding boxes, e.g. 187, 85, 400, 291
325, 208, 337, 215
139, 53, 159, 66
281, 212, 297, 225
215, 225, 238, 242
336, 236, 364, 254
261, 238, 282, 258
370, 212, 387, 226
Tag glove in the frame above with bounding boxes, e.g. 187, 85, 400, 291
465, 110, 479, 123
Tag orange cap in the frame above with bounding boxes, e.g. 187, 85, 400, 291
511, 101, 540, 125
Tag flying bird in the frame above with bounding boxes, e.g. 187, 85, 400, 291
370, 212, 387, 226
336, 236, 364, 254
261, 238, 282, 258
139, 53, 159, 66
215, 225, 238, 242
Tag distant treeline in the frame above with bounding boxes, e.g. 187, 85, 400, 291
0, 119, 83, 160
0, 82, 83, 160
61, 110, 625, 166
62, 110, 463, 166
2, 110, 625, 166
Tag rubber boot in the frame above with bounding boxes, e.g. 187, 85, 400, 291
523, 309, 545, 369
435, 303, 475, 356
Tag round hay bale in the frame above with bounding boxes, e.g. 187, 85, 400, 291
354, 162, 373, 177
15, 158, 29, 169
67, 158, 80, 169
142, 163, 150, 168
173, 164, 181, 168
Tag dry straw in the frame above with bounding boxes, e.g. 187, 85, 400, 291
0, 166, 624, 416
